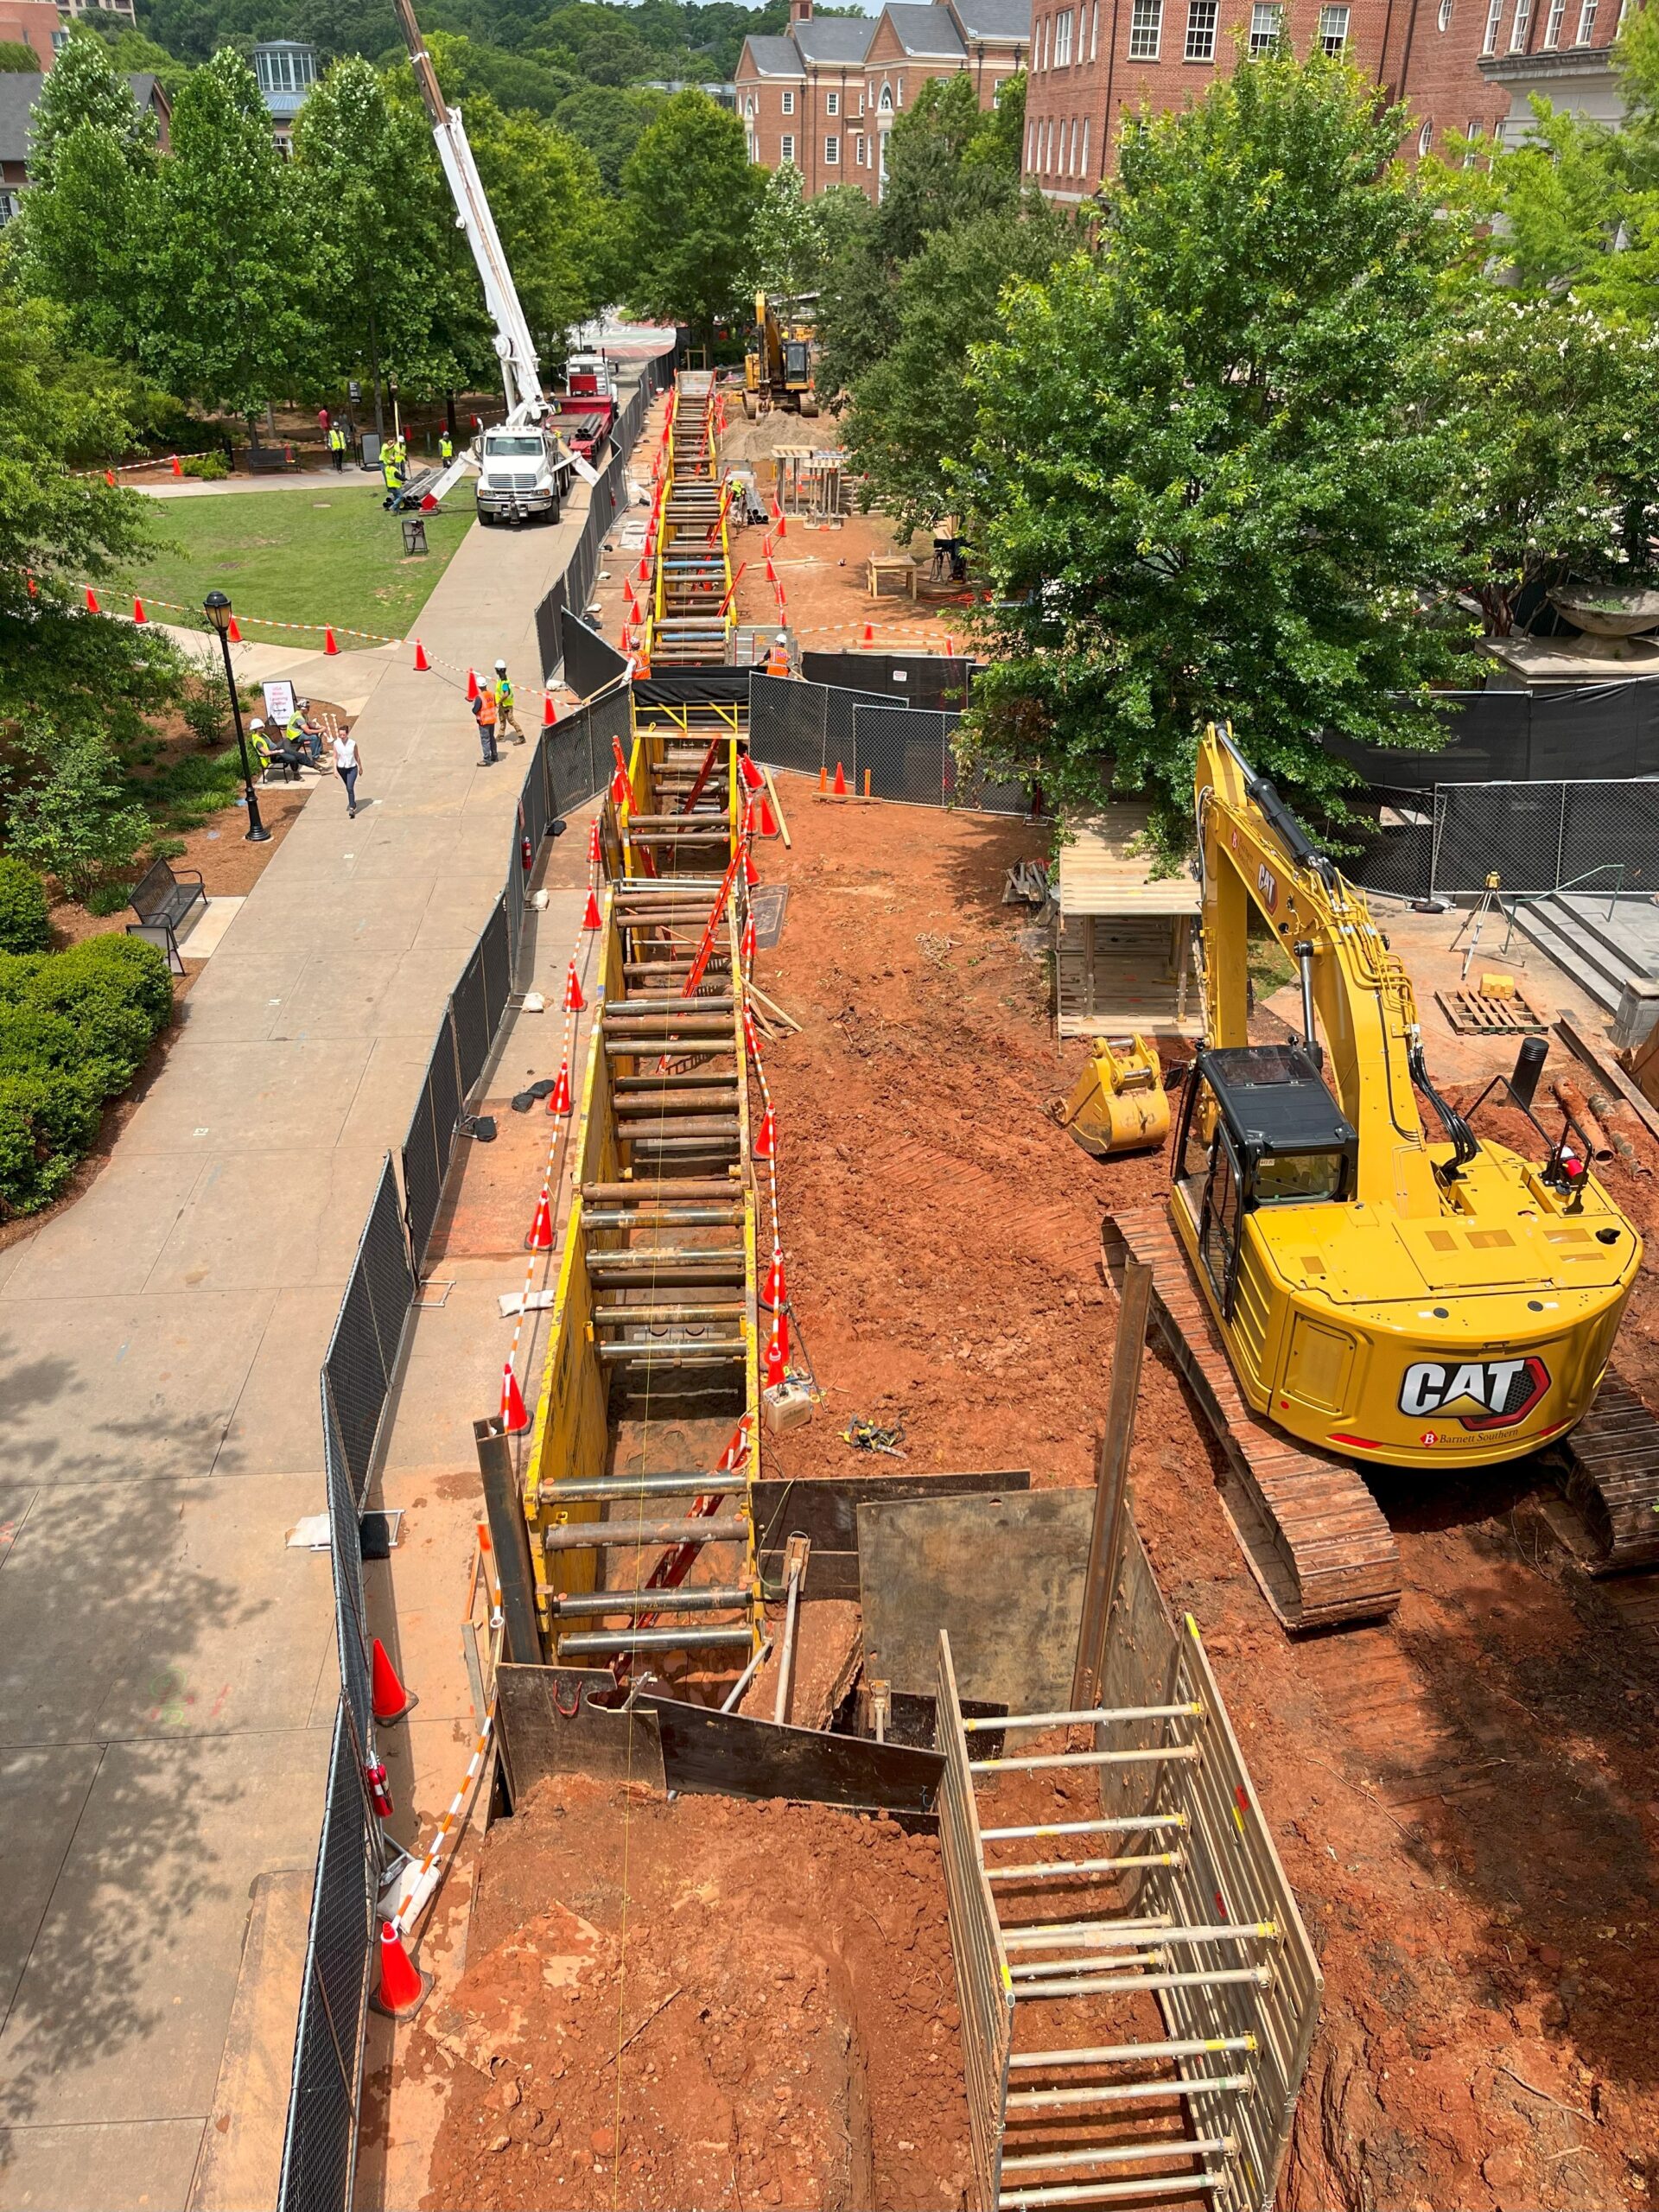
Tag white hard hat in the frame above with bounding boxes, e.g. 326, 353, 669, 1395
249, 719, 264, 732
296, 697, 308, 709
776, 632, 787, 644
494, 658, 507, 672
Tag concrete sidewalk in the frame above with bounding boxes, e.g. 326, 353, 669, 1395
0, 467, 611, 2209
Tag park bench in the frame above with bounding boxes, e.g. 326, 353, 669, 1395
124, 856, 206, 972
245, 444, 298, 474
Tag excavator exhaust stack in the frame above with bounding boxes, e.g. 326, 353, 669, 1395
1050, 1035, 1171, 1159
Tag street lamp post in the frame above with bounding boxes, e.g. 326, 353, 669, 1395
202, 590, 270, 842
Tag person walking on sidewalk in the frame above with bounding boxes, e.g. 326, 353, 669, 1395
333, 725, 362, 817
493, 658, 524, 743
473, 681, 499, 765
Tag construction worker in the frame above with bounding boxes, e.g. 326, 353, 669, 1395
285, 697, 324, 766
766, 631, 790, 678
493, 658, 524, 743
381, 439, 404, 505
328, 424, 347, 471
439, 426, 454, 466
473, 677, 499, 765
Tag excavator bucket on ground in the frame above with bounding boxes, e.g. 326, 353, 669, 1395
1050, 1034, 1171, 1158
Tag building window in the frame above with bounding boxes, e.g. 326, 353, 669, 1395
879, 82, 893, 109
1318, 4, 1350, 50
1249, 3, 1283, 52
1128, 0, 1164, 58
1081, 116, 1090, 172
1482, 0, 1504, 42
1039, 14, 1049, 67
781, 88, 795, 112
993, 74, 1009, 102
1185, 0, 1218, 58
1044, 116, 1053, 168
1510, 0, 1532, 46
1438, 0, 1453, 23
1418, 118, 1433, 153
1055, 9, 1074, 62
781, 132, 795, 160
1576, 0, 1598, 35
1544, 0, 1566, 36
1091, 0, 1100, 55
856, 131, 868, 162
50, 23, 67, 46
1462, 118, 1483, 164
894, 75, 904, 104
825, 134, 839, 162
826, 89, 839, 113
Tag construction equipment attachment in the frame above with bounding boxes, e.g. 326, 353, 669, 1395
1050, 1035, 1172, 1160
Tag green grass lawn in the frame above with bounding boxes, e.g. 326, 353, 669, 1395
124, 483, 473, 649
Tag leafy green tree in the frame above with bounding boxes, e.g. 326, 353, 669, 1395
620, 90, 762, 339
4, 732, 152, 901
425, 28, 575, 118
0, 41, 38, 69
752, 161, 816, 302
143, 48, 311, 417
847, 198, 1071, 533
103, 26, 194, 100
959, 55, 1478, 849
466, 92, 611, 365
551, 83, 666, 190
25, 27, 160, 180
528, 2, 655, 86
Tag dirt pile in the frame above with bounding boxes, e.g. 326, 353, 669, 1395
418, 1777, 973, 2212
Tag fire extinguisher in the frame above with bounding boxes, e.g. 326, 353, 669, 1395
521, 832, 533, 874
365, 1759, 394, 1819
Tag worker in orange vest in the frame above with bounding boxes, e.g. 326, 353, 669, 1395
766, 631, 790, 678
472, 678, 499, 764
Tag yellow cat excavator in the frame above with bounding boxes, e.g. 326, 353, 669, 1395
743, 292, 819, 418
1105, 723, 1656, 1629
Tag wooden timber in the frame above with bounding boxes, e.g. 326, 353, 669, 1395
1103, 1203, 1402, 1631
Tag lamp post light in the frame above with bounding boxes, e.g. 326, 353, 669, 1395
202, 590, 270, 843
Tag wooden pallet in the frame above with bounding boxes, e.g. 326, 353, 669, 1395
1436, 984, 1549, 1035
1104, 1205, 1402, 1631
1560, 1375, 1659, 1573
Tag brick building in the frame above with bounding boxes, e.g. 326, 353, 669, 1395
735, 0, 1031, 200
1021, 0, 1631, 197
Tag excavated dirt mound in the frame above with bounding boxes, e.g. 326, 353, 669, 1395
752, 790, 1659, 2212
419, 1778, 972, 2212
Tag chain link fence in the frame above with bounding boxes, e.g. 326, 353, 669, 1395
747, 671, 1034, 814
1347, 776, 1659, 900
279, 342, 674, 2212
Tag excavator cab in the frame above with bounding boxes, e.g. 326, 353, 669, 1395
1175, 1043, 1357, 1319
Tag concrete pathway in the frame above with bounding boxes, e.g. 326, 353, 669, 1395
0, 461, 613, 2209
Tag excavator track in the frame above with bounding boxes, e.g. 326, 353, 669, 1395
1560, 1376, 1659, 1573
1105, 1204, 1403, 1631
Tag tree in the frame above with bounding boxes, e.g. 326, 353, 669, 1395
752, 162, 816, 301
143, 49, 311, 417
23, 27, 159, 183
466, 93, 611, 367
847, 198, 1071, 534
620, 90, 762, 339
959, 55, 1478, 850
0, 41, 37, 69
552, 83, 666, 191
423, 29, 575, 119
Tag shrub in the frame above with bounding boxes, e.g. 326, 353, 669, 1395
0, 953, 45, 1005
181, 683, 227, 749
0, 858, 51, 954
6, 733, 150, 903
85, 880, 137, 917
181, 452, 229, 480
42, 931, 173, 1031
0, 1067, 103, 1214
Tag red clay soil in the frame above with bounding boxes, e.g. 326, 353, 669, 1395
750, 791, 1659, 2212
417, 1777, 972, 2212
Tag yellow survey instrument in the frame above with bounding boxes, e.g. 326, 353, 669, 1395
1166, 722, 1640, 1474
1052, 1035, 1172, 1159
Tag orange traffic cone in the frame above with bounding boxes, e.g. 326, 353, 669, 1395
132, 598, 147, 625
754, 1108, 777, 1160
324, 626, 340, 656
227, 614, 241, 643
582, 887, 602, 930
610, 766, 631, 804
169, 454, 182, 476
944, 635, 955, 657
756, 792, 778, 836
832, 762, 847, 798
563, 962, 585, 1013
466, 667, 480, 702
765, 556, 777, 584
817, 766, 827, 793
744, 844, 760, 888
412, 638, 429, 671
543, 693, 556, 726
371, 1637, 417, 1724
763, 1243, 787, 1308
525, 1190, 554, 1251
501, 1361, 531, 1433
861, 623, 874, 644
588, 820, 601, 866
105, 469, 116, 487
85, 586, 100, 613
370, 1922, 432, 2020
765, 1313, 790, 1388
740, 753, 765, 792
547, 1058, 572, 1116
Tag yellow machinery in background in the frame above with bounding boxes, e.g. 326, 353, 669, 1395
1164, 722, 1640, 1475
743, 292, 819, 418
1052, 1035, 1171, 1158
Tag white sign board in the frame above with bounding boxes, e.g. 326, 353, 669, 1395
262, 679, 296, 726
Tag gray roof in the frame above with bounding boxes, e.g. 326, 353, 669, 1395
740, 33, 804, 76
0, 73, 162, 165
947, 0, 1032, 41
880, 3, 969, 56
794, 16, 880, 63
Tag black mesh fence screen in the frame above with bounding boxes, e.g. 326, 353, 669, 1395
535, 578, 565, 687
1431, 781, 1570, 898
1344, 791, 1435, 900
522, 745, 549, 851
852, 703, 945, 805
480, 896, 512, 1039
324, 1265, 385, 1507
748, 672, 824, 776
563, 609, 629, 699
824, 684, 899, 788
359, 1160, 415, 1426
747, 676, 1032, 814
322, 1377, 372, 1746
453, 939, 489, 1097
402, 1014, 461, 1270
1343, 777, 1659, 899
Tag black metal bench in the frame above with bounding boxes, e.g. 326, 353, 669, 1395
125, 857, 206, 972
245, 443, 298, 474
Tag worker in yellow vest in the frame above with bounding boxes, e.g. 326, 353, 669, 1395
493, 658, 524, 743
439, 427, 454, 466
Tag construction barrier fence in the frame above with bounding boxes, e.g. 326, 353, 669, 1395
278, 353, 671, 2212
747, 671, 1032, 813
1349, 775, 1659, 901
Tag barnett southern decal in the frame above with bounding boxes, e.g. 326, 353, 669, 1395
1399, 1356, 1550, 1432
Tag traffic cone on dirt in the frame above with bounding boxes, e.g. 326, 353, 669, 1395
466, 666, 480, 702
754, 1108, 777, 1160
588, 819, 602, 866
543, 693, 556, 726
132, 598, 147, 625
765, 1313, 790, 1389
944, 635, 955, 657
169, 454, 182, 477
563, 962, 585, 1013
755, 791, 778, 836
371, 1637, 418, 1724
765, 555, 777, 585
501, 1361, 531, 1433
324, 626, 340, 656
105, 469, 116, 487
817, 766, 827, 793
763, 1243, 787, 1309
226, 615, 241, 642
85, 586, 100, 613
744, 844, 760, 888
370, 1923, 432, 2020
412, 638, 429, 671
582, 887, 602, 930
739, 753, 765, 793
832, 762, 848, 798
525, 1190, 554, 1251
862, 623, 874, 644
547, 1058, 572, 1116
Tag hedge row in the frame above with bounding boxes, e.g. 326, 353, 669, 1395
0, 932, 174, 1214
